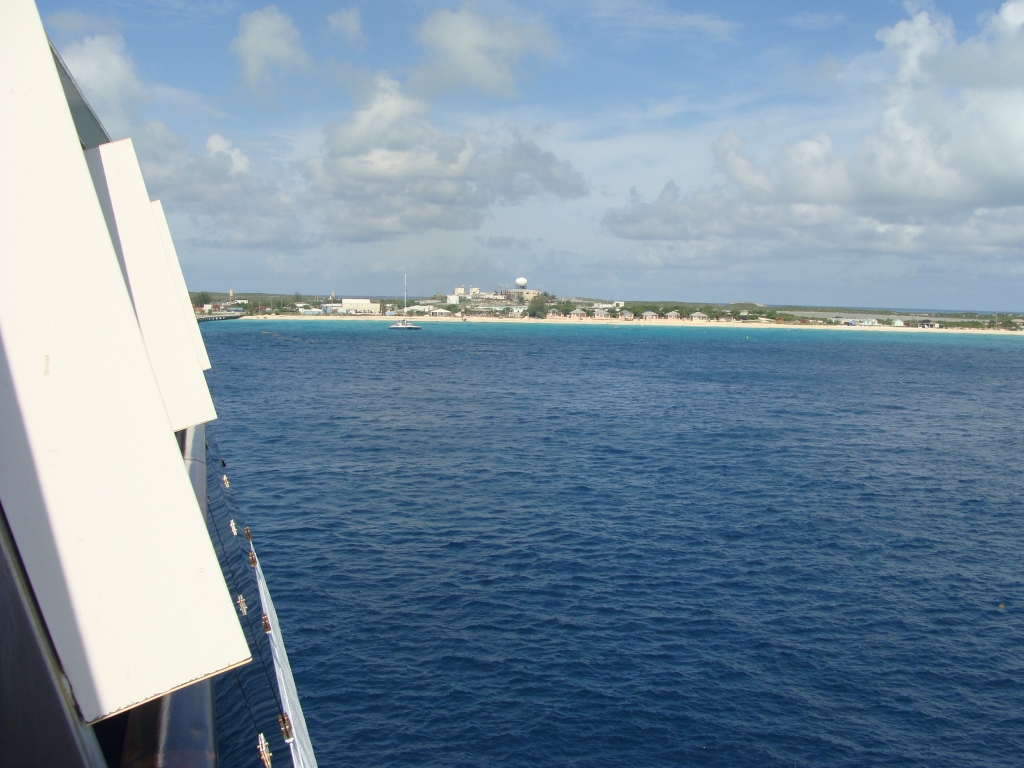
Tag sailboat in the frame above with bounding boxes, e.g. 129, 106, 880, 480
390, 274, 421, 330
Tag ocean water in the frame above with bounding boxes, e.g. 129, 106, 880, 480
202, 320, 1024, 767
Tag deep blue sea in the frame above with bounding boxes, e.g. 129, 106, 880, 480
202, 320, 1024, 767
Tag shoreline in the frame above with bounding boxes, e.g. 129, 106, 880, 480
234, 314, 1024, 337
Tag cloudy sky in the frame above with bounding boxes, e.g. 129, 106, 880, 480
40, 0, 1024, 308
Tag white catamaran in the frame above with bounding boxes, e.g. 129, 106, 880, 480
390, 274, 421, 330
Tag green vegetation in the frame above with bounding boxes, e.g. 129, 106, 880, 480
939, 315, 1021, 330
527, 294, 548, 318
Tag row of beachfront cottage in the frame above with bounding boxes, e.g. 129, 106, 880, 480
552, 309, 711, 321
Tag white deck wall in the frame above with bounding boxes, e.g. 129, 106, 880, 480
86, 140, 216, 431
152, 200, 212, 371
0, 0, 249, 723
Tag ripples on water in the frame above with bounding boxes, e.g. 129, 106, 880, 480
204, 321, 1024, 767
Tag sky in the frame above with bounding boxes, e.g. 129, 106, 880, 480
37, 0, 1024, 308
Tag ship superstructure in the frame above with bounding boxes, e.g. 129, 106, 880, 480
0, 1, 316, 764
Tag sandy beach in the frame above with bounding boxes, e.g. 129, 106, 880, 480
236, 313, 1023, 337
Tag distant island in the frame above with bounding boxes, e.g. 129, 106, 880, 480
189, 288, 1023, 333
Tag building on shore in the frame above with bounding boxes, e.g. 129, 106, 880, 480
505, 288, 541, 302
690, 311, 709, 322
642, 310, 658, 320
324, 298, 380, 315
666, 310, 680, 319
344, 298, 381, 314
569, 308, 587, 319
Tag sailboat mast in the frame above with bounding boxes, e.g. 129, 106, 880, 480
388, 273, 420, 329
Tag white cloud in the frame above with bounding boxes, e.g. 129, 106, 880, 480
46, 10, 119, 39
327, 76, 433, 155
65, 0, 1024, 302
140, 126, 300, 249
59, 34, 143, 138
927, 1, 1024, 87
409, 8, 556, 97
303, 75, 587, 240
603, 2, 1024, 264
992, 0, 1024, 30
586, 0, 737, 41
875, 8, 954, 84
713, 132, 773, 196
327, 8, 363, 45
205, 134, 252, 175
782, 11, 846, 31
230, 5, 311, 92
60, 23, 585, 251
58, 30, 299, 249
89, 113, 300, 249
475, 235, 534, 250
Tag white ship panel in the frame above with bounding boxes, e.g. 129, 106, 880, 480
85, 139, 217, 430
0, 0, 249, 723
152, 200, 212, 371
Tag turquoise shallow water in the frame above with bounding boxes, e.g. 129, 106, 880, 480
204, 321, 1024, 767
